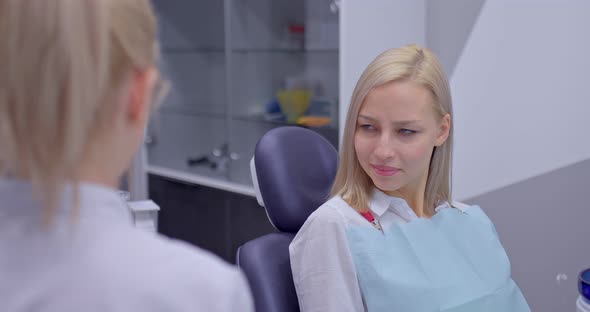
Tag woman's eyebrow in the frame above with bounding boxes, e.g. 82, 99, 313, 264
358, 115, 420, 126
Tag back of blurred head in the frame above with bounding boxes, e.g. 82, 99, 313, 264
0, 0, 162, 222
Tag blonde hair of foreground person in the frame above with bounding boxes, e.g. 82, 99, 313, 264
0, 0, 167, 224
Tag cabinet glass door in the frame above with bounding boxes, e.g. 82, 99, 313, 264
147, 0, 339, 188
226, 0, 340, 186
148, 0, 231, 181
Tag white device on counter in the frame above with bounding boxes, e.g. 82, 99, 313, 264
127, 200, 160, 233
117, 190, 159, 233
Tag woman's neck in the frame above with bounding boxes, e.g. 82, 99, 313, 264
384, 172, 430, 218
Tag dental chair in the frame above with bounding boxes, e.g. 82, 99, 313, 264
236, 126, 338, 312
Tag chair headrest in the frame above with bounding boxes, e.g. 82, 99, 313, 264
251, 126, 338, 233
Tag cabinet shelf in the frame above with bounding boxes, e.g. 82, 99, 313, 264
158, 105, 336, 129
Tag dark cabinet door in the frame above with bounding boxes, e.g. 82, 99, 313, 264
149, 174, 276, 263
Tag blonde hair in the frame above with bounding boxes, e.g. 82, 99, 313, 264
332, 44, 453, 214
0, 0, 159, 222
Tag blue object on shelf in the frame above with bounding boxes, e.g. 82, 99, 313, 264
579, 268, 590, 301
265, 98, 282, 114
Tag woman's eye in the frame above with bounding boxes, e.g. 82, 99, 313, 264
360, 124, 375, 130
399, 128, 417, 135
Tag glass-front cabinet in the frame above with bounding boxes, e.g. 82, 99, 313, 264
147, 0, 340, 193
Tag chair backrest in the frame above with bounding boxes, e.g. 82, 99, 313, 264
237, 126, 338, 312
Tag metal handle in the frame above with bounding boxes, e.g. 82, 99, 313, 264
330, 0, 341, 13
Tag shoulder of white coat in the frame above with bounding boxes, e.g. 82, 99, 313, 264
144, 237, 254, 310
146, 233, 245, 283
91, 229, 253, 310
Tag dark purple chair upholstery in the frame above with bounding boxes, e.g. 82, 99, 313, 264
236, 126, 338, 312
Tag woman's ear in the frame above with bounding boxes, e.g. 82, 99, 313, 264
126, 67, 157, 126
435, 113, 451, 146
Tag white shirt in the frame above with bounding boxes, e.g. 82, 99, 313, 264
0, 179, 254, 312
289, 189, 464, 312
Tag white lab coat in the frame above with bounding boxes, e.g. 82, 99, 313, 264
0, 178, 254, 312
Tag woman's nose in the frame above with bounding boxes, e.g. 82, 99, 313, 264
373, 135, 396, 160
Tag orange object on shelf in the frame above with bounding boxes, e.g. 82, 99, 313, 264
296, 116, 331, 127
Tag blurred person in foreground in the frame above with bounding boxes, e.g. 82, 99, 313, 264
0, 1, 253, 311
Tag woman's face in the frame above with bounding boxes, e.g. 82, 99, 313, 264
354, 80, 450, 198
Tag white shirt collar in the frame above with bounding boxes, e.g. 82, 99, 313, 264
369, 188, 452, 221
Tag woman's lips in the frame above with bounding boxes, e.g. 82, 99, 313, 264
371, 165, 400, 177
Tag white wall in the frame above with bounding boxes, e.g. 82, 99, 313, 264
423, 2, 590, 310
339, 0, 426, 141
450, 0, 590, 199
340, 0, 590, 199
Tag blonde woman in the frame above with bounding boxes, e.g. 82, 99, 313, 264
289, 45, 530, 311
0, 1, 253, 311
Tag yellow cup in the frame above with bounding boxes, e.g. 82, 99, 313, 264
276, 89, 312, 123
